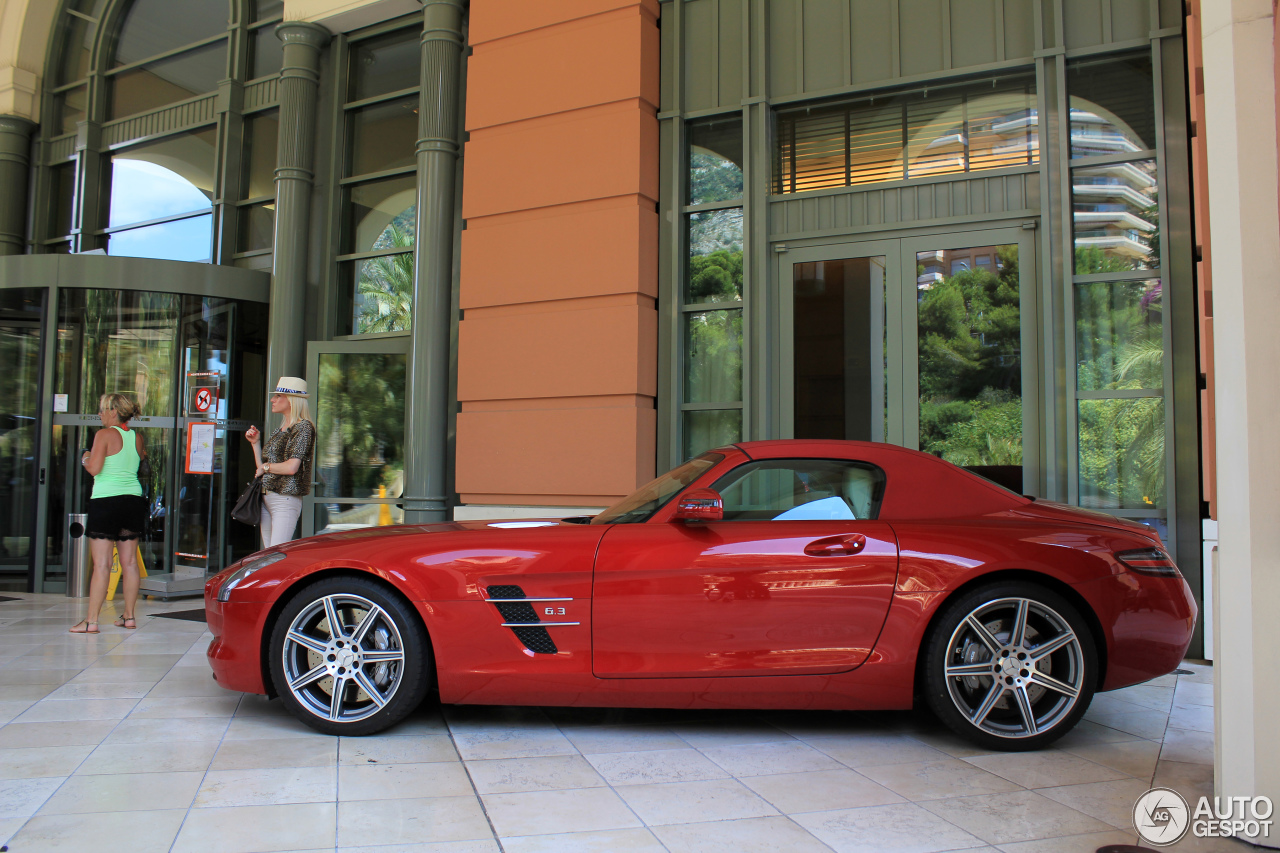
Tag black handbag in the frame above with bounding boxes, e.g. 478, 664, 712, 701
231, 477, 264, 526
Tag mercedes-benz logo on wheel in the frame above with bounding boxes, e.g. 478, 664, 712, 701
1134, 787, 1191, 846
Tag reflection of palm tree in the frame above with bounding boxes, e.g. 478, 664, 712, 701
356, 224, 413, 334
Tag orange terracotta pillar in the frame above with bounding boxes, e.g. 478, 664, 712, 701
456, 0, 660, 510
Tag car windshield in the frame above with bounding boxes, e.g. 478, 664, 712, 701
591, 453, 724, 524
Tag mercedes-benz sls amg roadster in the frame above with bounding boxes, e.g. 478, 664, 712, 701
205, 440, 1196, 750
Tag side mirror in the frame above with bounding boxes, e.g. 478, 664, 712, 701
672, 488, 723, 522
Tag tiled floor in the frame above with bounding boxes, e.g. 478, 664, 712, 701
0, 593, 1254, 853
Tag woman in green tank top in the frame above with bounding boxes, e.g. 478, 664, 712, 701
70, 393, 149, 634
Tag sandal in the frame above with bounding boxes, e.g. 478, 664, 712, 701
114, 615, 137, 629
69, 620, 99, 634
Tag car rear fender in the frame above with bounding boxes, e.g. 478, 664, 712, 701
907, 568, 1110, 699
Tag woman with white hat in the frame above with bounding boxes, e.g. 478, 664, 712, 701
244, 377, 316, 547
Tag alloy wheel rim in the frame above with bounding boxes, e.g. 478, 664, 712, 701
282, 593, 406, 723
942, 596, 1084, 739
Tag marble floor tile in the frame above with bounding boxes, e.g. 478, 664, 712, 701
338, 733, 459, 765
0, 719, 118, 749
483, 786, 645, 837
1082, 707, 1170, 740
1168, 702, 1214, 733
1060, 738, 1162, 779
857, 758, 1023, 802
127, 694, 242, 718
1108, 684, 1176, 711
77, 739, 220, 775
612, 777, 778, 826
994, 829, 1138, 853
221, 713, 329, 740
8, 808, 187, 853
173, 801, 336, 853
670, 722, 794, 749
45, 681, 153, 700
794, 801, 987, 853
338, 761, 475, 800
501, 827, 666, 853
1153, 759, 1215, 804
1174, 680, 1214, 707
11, 697, 138, 723
193, 765, 338, 808
211, 735, 337, 770
0, 744, 95, 779
558, 725, 689, 755
0, 776, 64, 818
39, 769, 204, 814
962, 750, 1128, 789
585, 747, 729, 786
467, 754, 607, 794
918, 790, 1112, 845
1160, 727, 1214, 766
1037, 777, 1152, 829
740, 768, 905, 814
450, 723, 578, 761
651, 814, 833, 853
340, 794, 499, 845
806, 732, 951, 768
700, 740, 846, 777
101, 715, 230, 744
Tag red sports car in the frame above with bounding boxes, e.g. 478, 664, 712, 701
205, 440, 1196, 750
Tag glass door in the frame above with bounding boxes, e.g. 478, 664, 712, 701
0, 289, 46, 591
902, 228, 1039, 494
781, 239, 907, 446
781, 226, 1039, 494
303, 338, 410, 537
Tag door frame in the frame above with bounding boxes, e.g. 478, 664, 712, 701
302, 336, 411, 538
775, 221, 1043, 495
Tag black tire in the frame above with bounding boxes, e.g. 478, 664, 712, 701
921, 580, 1097, 751
269, 575, 432, 736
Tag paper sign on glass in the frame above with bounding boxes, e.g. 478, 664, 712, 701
185, 422, 216, 474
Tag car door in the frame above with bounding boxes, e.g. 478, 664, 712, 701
591, 457, 899, 678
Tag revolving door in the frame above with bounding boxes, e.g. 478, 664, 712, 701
0, 255, 270, 593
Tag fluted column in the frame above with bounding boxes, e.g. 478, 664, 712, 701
402, 0, 464, 524
267, 21, 330, 388
0, 117, 35, 255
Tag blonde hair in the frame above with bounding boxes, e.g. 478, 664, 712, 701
98, 393, 139, 422
285, 394, 311, 428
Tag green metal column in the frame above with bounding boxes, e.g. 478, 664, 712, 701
268, 21, 330, 386
0, 117, 35, 255
402, 0, 463, 524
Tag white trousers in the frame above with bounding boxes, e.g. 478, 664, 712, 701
260, 492, 303, 548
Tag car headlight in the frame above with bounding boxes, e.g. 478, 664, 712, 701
216, 552, 287, 601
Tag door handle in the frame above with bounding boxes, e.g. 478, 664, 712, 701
804, 533, 867, 557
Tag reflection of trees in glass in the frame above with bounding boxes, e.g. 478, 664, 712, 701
317, 353, 406, 498
355, 224, 413, 334
917, 246, 1021, 466
1076, 279, 1164, 507
686, 309, 742, 404
688, 249, 742, 303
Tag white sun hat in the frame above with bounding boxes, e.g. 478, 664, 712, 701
273, 377, 308, 396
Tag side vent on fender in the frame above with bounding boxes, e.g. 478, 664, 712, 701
484, 584, 559, 655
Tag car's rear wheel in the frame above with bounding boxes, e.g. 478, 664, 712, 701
922, 581, 1097, 751
269, 575, 432, 735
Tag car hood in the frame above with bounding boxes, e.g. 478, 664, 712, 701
1004, 500, 1160, 540
276, 518, 586, 551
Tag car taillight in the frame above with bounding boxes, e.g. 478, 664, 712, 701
1115, 547, 1181, 577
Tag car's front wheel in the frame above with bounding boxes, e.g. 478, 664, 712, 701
922, 581, 1097, 751
269, 576, 432, 735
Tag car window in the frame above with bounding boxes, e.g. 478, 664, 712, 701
592, 452, 725, 524
708, 458, 886, 521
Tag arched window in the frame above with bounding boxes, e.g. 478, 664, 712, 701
39, 0, 286, 262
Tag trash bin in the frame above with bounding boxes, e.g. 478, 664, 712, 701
65, 513, 91, 598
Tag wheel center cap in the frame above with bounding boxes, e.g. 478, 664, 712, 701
336, 649, 357, 669
1000, 657, 1020, 677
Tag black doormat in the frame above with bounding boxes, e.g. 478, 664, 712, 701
0, 596, 21, 602
153, 609, 207, 622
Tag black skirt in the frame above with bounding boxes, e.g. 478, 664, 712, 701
85, 495, 149, 541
